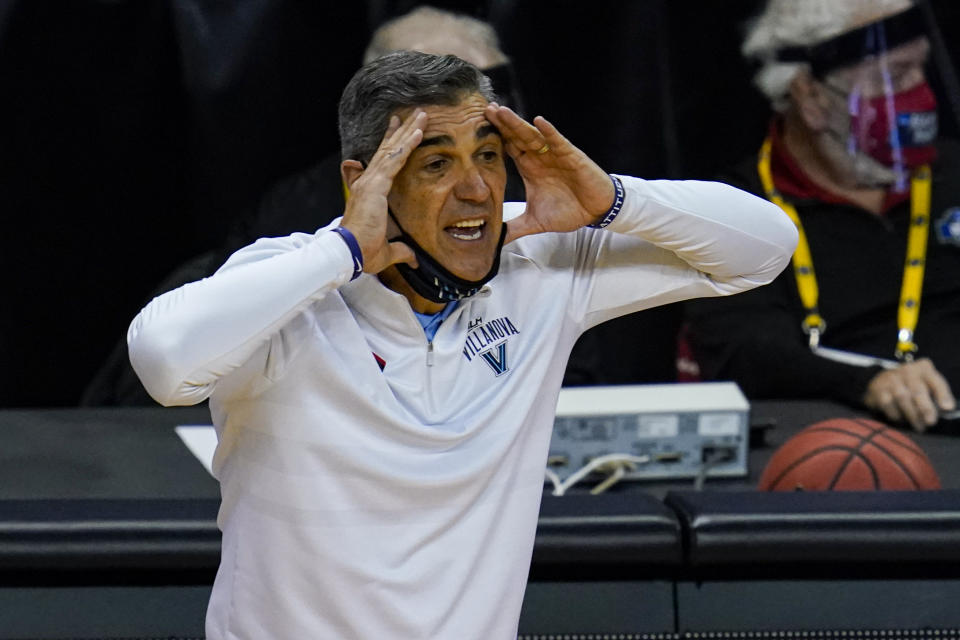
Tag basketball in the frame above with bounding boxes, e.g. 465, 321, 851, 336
758, 418, 941, 491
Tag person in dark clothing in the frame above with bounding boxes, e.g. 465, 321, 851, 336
686, 0, 960, 431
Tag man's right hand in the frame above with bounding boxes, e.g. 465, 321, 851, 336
339, 110, 426, 274
863, 357, 957, 432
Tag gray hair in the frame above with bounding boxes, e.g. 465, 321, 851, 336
743, 0, 914, 110
338, 50, 497, 164
363, 6, 508, 68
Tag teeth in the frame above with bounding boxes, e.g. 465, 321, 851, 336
452, 219, 484, 228
449, 227, 482, 240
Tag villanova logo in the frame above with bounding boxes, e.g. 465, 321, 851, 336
479, 342, 509, 376
462, 316, 519, 376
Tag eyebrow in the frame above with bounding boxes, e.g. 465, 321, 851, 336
419, 124, 501, 149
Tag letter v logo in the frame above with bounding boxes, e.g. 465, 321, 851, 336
479, 342, 509, 376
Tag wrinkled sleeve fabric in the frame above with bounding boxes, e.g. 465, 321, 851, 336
517, 175, 798, 331
128, 228, 354, 407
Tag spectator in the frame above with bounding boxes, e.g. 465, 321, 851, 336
686, 0, 960, 431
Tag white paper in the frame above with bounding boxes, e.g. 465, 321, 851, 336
175, 424, 218, 476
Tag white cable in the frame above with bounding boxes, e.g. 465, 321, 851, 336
543, 468, 564, 496
547, 453, 650, 496
590, 464, 627, 495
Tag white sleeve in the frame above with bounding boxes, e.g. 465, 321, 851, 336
563, 174, 798, 329
127, 229, 356, 407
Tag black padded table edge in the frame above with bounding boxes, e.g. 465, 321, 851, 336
0, 493, 683, 582
0, 498, 221, 573
534, 492, 682, 567
665, 489, 960, 569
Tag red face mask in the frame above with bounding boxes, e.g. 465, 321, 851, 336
848, 82, 938, 168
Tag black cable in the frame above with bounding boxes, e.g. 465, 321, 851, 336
693, 458, 720, 491
694, 447, 737, 491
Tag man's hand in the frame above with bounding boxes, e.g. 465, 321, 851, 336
863, 358, 957, 431
339, 111, 426, 274
484, 103, 615, 244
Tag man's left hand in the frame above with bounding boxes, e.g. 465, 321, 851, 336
484, 103, 615, 244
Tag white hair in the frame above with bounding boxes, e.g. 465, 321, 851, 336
743, 0, 914, 110
364, 6, 508, 68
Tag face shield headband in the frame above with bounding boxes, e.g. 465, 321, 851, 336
388, 209, 507, 304
776, 5, 926, 78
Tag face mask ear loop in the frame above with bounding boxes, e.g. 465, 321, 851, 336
847, 84, 862, 158
817, 79, 861, 157
386, 208, 404, 241
849, 25, 880, 162
875, 21, 909, 191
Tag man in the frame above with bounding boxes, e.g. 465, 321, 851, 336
129, 52, 796, 639
687, 0, 960, 432
82, 5, 526, 406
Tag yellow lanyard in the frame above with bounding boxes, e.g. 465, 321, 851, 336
757, 137, 931, 361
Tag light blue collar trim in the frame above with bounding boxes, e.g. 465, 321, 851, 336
413, 301, 459, 341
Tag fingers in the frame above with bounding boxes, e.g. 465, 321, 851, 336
864, 359, 956, 432
873, 389, 905, 425
383, 114, 401, 140
502, 139, 524, 162
900, 359, 955, 429
905, 360, 943, 428
365, 110, 427, 186
485, 103, 561, 155
917, 358, 957, 413
532, 115, 564, 147
340, 110, 426, 274
895, 381, 930, 432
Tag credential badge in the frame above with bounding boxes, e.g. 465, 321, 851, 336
936, 207, 960, 247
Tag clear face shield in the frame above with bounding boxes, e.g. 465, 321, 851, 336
779, 6, 938, 190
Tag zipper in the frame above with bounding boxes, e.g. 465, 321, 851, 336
424, 298, 473, 367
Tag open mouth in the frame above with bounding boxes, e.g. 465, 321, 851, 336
445, 219, 486, 241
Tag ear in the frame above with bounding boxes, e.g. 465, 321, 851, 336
789, 70, 830, 131
340, 159, 365, 192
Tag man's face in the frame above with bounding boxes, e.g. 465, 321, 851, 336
387, 93, 507, 281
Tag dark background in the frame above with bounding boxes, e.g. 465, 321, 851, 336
1, 0, 958, 407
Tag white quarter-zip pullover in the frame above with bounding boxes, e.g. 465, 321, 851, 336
129, 176, 797, 639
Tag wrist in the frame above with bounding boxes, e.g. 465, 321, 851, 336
588, 174, 625, 229
330, 226, 364, 280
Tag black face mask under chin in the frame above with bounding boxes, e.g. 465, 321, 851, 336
387, 210, 507, 304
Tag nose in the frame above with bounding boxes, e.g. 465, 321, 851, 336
453, 162, 491, 203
